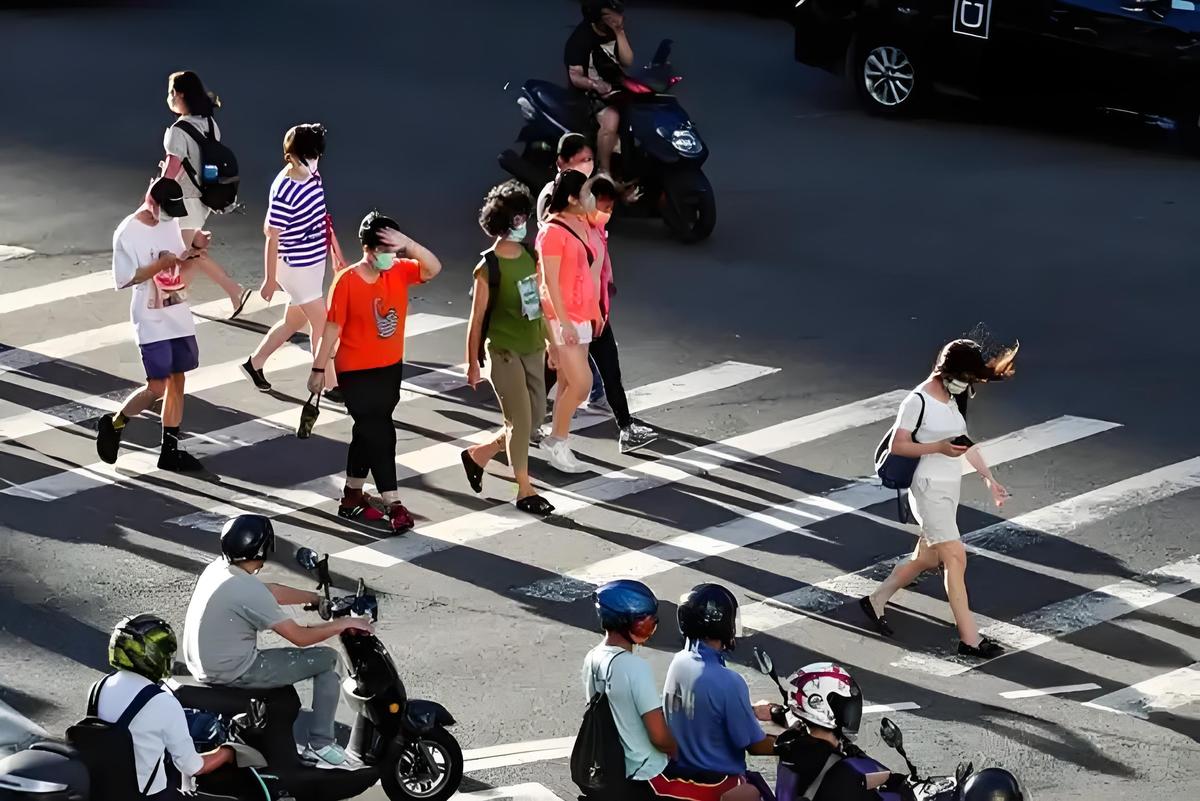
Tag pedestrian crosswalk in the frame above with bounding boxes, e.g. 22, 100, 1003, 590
1, 267, 1198, 748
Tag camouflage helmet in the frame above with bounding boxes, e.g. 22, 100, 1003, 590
108, 614, 177, 681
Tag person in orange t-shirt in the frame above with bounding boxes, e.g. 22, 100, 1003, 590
309, 211, 442, 532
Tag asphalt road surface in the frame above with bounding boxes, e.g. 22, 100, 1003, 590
2, 1, 1199, 800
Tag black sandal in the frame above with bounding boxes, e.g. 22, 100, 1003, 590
460, 449, 484, 493
516, 494, 555, 516
858, 596, 895, 638
229, 288, 252, 320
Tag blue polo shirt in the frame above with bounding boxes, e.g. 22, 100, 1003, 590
662, 641, 765, 776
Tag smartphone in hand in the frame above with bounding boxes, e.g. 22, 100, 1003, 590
951, 435, 975, 448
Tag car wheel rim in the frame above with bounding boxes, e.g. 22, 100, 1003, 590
395, 740, 451, 798
863, 46, 914, 107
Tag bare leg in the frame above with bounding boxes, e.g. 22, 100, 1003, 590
550, 344, 592, 440
120, 381, 166, 419
297, 299, 336, 390
868, 538, 941, 616
720, 785, 761, 801
596, 107, 620, 175
250, 305, 307, 371
162, 372, 186, 428
934, 540, 981, 645
180, 239, 244, 307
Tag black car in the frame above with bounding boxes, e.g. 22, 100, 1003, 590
793, 0, 1200, 133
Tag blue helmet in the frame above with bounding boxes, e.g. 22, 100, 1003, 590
594, 580, 659, 642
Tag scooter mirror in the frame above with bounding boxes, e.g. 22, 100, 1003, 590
880, 717, 904, 751
296, 547, 319, 571
752, 646, 774, 677
651, 39, 673, 67
956, 761, 974, 785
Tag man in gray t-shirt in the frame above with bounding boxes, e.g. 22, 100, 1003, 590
182, 515, 372, 769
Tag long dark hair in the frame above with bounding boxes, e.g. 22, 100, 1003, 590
547, 169, 589, 215
931, 336, 1020, 416
168, 71, 219, 117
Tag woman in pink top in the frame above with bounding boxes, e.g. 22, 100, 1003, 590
536, 169, 601, 474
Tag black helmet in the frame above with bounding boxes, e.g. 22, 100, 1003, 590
959, 768, 1026, 801
582, 0, 624, 24
677, 583, 741, 650
109, 614, 177, 681
220, 514, 275, 563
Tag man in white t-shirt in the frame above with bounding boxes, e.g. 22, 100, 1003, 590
95, 178, 206, 472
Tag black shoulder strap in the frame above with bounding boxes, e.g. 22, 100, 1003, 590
475, 251, 502, 367
484, 250, 501, 289
171, 120, 208, 191
913, 391, 926, 441
548, 218, 595, 265
115, 684, 164, 730
86, 673, 115, 718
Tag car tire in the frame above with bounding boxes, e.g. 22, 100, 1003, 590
849, 34, 924, 117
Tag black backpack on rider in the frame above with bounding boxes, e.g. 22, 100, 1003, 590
171, 115, 240, 213
571, 651, 629, 801
66, 673, 165, 799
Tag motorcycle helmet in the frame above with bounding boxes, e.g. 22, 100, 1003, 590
109, 614, 178, 681
959, 768, 1027, 801
785, 662, 863, 739
594, 580, 659, 643
677, 583, 741, 650
220, 514, 275, 563
582, 0, 624, 24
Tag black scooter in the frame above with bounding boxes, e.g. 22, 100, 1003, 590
498, 38, 716, 243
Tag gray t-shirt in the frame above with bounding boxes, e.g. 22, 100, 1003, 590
183, 559, 289, 683
163, 115, 221, 200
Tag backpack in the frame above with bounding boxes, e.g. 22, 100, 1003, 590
172, 116, 240, 213
66, 674, 165, 799
570, 651, 629, 801
473, 244, 536, 368
874, 392, 925, 523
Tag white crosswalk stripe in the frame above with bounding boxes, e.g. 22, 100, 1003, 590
1082, 663, 1200, 719
0, 269, 110, 315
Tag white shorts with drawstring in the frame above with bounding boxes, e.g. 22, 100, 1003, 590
275, 257, 326, 306
909, 477, 962, 545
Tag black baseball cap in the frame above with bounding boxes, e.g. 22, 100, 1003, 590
149, 177, 188, 218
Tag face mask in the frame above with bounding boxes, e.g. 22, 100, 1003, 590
373, 251, 396, 271
567, 158, 595, 178
592, 210, 612, 228
945, 378, 970, 395
306, 158, 319, 175
505, 222, 528, 242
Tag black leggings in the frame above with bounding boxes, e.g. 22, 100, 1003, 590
545, 320, 632, 428
338, 361, 403, 493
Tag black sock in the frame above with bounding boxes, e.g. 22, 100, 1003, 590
161, 426, 181, 452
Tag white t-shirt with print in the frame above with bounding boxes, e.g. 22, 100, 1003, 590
95, 670, 205, 795
111, 214, 195, 346
896, 388, 967, 483
163, 115, 221, 200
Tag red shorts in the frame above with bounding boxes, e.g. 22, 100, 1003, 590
648, 772, 743, 801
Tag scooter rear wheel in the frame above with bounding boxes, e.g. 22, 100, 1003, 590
380, 726, 464, 801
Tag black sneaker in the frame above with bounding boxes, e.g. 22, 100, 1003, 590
323, 387, 345, 405
958, 637, 1004, 659
158, 448, 205, 473
96, 414, 123, 464
240, 358, 272, 392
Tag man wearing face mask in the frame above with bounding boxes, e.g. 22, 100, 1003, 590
183, 515, 373, 769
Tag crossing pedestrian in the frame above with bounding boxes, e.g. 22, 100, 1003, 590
156, 71, 250, 319
461, 181, 555, 516
241, 124, 341, 401
307, 211, 442, 532
536, 169, 602, 473
859, 337, 1019, 659
96, 178, 207, 472
544, 174, 656, 453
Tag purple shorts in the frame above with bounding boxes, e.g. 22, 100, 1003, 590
139, 336, 199, 380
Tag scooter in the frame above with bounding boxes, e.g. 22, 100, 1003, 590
751, 647, 972, 801
498, 38, 716, 243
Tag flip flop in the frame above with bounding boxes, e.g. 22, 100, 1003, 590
858, 596, 894, 638
460, 449, 484, 493
229, 288, 252, 320
516, 494, 555, 516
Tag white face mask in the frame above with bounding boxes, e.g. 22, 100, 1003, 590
944, 378, 970, 395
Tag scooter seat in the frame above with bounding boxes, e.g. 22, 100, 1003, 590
526, 79, 590, 131
166, 676, 299, 717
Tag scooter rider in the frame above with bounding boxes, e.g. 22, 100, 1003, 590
565, 0, 632, 177
182, 514, 373, 769
95, 614, 235, 800
656, 584, 775, 801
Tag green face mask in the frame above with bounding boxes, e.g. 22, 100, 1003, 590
373, 252, 396, 271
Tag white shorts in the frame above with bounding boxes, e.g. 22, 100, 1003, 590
549, 319, 593, 347
178, 196, 210, 233
276, 257, 326, 306
909, 477, 961, 545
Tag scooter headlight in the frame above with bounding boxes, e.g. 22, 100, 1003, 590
516, 96, 536, 122
657, 125, 702, 156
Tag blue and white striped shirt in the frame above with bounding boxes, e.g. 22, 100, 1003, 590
266, 169, 328, 269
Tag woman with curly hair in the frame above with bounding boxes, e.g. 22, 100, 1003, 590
859, 336, 1019, 659
461, 181, 554, 516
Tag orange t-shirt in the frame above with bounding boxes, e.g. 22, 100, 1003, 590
536, 221, 600, 324
327, 260, 423, 374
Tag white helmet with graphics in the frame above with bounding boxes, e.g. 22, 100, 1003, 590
785, 662, 864, 737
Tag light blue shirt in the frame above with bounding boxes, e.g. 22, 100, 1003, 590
582, 644, 669, 781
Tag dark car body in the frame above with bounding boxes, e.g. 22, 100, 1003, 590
793, 0, 1200, 125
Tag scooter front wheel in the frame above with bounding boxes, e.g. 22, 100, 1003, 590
380, 726, 464, 801
661, 168, 716, 243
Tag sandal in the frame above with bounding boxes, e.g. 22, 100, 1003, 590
460, 449, 484, 494
229, 288, 252, 320
858, 596, 894, 638
516, 494, 555, 517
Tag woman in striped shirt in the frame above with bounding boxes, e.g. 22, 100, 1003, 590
241, 124, 340, 400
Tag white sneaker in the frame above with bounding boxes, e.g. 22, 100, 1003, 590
544, 437, 587, 474
303, 743, 360, 770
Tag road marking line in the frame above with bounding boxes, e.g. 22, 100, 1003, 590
1082, 663, 1200, 718
861, 702, 921, 713
739, 454, 1200, 635
452, 784, 566, 801
462, 736, 575, 761
333, 390, 910, 569
167, 361, 780, 530
893, 555, 1200, 677
999, 683, 1101, 700
527, 416, 1117, 600
0, 245, 34, 262
0, 270, 111, 315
